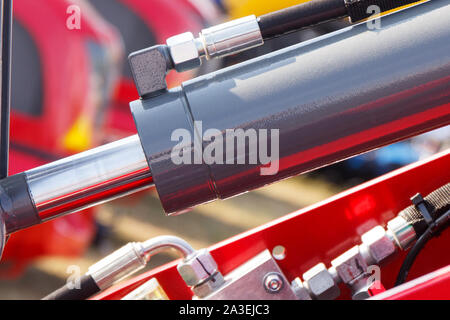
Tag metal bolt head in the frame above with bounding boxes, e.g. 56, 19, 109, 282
303, 263, 340, 300
177, 249, 219, 287
166, 32, 201, 72
263, 272, 284, 293
361, 226, 397, 265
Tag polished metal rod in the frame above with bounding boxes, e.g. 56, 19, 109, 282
25, 135, 153, 222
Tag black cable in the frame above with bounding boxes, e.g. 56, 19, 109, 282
258, 0, 347, 40
42, 274, 101, 300
395, 209, 450, 286
0, 0, 13, 179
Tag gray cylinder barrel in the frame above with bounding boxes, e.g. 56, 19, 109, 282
131, 0, 450, 214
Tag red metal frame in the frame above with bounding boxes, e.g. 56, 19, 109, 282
375, 265, 450, 300
94, 150, 450, 300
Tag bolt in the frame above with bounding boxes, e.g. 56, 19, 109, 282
263, 272, 284, 293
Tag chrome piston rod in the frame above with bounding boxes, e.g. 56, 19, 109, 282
26, 134, 152, 222
1, 135, 153, 234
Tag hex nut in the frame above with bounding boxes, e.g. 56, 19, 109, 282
349, 275, 375, 300
177, 249, 219, 287
166, 32, 201, 72
192, 272, 225, 298
331, 246, 368, 284
303, 263, 340, 300
351, 280, 372, 300
291, 277, 312, 300
361, 226, 397, 265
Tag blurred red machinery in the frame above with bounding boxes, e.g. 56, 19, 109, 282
0, 0, 215, 276
1, 0, 217, 277
91, 0, 219, 141
1, 0, 123, 277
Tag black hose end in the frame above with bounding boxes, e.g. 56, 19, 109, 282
43, 275, 100, 300
345, 0, 426, 23
258, 0, 346, 40
0, 173, 40, 234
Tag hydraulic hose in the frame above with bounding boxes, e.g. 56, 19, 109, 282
258, 0, 347, 39
386, 183, 450, 285
42, 275, 100, 301
257, 0, 428, 40
395, 209, 450, 285
398, 183, 450, 236
43, 236, 195, 300
134, 0, 430, 98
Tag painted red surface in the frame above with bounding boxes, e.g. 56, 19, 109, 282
94, 150, 450, 300
377, 266, 450, 300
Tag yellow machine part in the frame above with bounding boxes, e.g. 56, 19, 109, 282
224, 0, 310, 19
63, 115, 93, 153
224, 0, 428, 21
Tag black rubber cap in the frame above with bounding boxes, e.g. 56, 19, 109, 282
0, 173, 40, 234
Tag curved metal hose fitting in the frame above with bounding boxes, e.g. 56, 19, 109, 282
87, 235, 195, 290
140, 235, 195, 260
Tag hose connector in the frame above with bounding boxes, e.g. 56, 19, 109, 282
387, 216, 417, 250
177, 249, 225, 298
131, 15, 263, 97
87, 236, 195, 290
166, 15, 263, 72
87, 242, 147, 290
199, 15, 263, 59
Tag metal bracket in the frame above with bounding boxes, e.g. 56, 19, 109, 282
128, 45, 173, 99
202, 250, 298, 300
